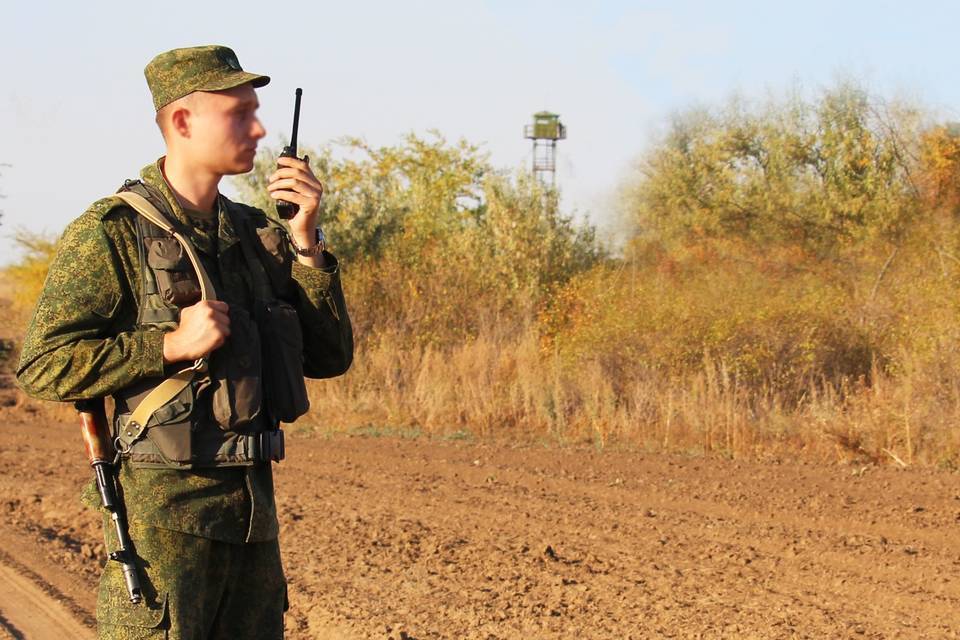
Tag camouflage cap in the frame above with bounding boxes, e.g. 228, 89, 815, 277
145, 45, 270, 111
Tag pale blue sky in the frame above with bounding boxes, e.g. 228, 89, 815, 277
2, 1, 958, 262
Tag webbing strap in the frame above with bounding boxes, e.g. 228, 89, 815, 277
112, 191, 214, 450
117, 364, 204, 450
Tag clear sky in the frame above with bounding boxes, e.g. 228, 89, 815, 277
1, 1, 958, 263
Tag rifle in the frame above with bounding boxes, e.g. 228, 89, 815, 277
276, 87, 304, 220
76, 398, 143, 604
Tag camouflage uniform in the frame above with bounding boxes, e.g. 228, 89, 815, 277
17, 46, 352, 639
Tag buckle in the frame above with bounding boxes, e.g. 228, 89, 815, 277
258, 430, 285, 463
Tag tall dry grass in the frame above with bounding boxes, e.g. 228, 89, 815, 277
302, 301, 960, 467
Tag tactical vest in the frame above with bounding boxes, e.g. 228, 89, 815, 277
110, 180, 305, 469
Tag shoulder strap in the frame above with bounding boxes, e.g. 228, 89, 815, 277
111, 191, 212, 452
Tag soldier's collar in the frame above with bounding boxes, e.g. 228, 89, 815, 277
140, 158, 191, 228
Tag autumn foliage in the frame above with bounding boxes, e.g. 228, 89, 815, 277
10, 82, 960, 465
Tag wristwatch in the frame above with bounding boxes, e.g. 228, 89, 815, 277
289, 226, 326, 257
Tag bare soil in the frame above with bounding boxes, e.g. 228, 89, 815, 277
1, 394, 959, 639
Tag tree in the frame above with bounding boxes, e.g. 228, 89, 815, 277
6, 229, 59, 314
624, 83, 922, 256
916, 123, 960, 214
234, 133, 603, 344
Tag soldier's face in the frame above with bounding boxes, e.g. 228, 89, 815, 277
189, 84, 266, 175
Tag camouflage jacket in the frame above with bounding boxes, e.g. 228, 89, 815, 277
17, 158, 353, 542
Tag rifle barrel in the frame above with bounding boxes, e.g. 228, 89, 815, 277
76, 399, 143, 604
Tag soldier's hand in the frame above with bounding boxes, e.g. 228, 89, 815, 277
162, 300, 231, 363
268, 155, 327, 268
267, 155, 323, 234
267, 156, 323, 216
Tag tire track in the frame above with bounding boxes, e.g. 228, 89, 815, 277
0, 552, 93, 640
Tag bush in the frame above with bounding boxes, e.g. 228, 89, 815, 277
235, 133, 603, 346
5, 229, 59, 319
625, 83, 922, 254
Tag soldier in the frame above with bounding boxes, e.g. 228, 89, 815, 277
16, 45, 353, 639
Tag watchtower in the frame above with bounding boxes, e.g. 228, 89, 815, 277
524, 111, 566, 187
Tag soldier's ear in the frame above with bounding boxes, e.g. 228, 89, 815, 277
160, 94, 200, 141
169, 105, 192, 139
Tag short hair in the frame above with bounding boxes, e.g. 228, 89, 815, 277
155, 93, 200, 139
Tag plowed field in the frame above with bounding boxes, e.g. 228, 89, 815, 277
1, 405, 958, 639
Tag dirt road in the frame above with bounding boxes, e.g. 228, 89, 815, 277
0, 555, 93, 640
0, 412, 959, 639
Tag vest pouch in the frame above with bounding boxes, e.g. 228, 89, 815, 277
124, 375, 203, 467
209, 306, 263, 430
145, 236, 202, 307
257, 300, 310, 423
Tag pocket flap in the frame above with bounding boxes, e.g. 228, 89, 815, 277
146, 236, 189, 271
99, 588, 168, 629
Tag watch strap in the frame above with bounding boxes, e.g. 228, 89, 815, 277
290, 227, 326, 257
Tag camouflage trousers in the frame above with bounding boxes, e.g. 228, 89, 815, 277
97, 522, 287, 639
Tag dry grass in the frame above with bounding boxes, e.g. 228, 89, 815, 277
298, 324, 960, 467
291, 219, 960, 469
